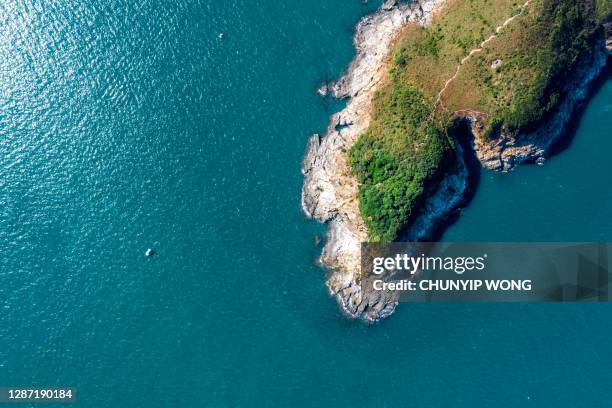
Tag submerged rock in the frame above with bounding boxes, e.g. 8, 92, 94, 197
316, 83, 329, 97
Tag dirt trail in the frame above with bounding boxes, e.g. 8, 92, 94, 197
433, 0, 533, 109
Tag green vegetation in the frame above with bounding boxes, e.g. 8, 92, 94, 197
389, 0, 519, 99
446, 0, 601, 134
595, 0, 612, 23
349, 83, 452, 242
351, 0, 603, 241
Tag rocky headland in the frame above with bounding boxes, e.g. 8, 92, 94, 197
302, 0, 611, 323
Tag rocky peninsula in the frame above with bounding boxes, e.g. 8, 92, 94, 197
303, 0, 611, 322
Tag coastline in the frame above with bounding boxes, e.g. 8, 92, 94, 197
302, 0, 448, 322
472, 37, 610, 171
302, 0, 611, 323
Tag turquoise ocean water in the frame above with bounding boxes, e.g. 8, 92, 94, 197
0, 0, 611, 406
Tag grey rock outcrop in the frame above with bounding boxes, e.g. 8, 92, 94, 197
301, 0, 450, 323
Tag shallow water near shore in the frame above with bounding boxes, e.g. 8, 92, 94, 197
0, 0, 611, 407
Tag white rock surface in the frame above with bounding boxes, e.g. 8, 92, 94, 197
301, 0, 448, 322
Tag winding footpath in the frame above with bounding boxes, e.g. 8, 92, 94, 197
433, 0, 534, 109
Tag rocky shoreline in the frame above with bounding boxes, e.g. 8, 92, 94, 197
302, 0, 611, 323
302, 0, 448, 323
472, 37, 610, 171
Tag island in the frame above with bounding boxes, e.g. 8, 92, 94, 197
302, 0, 612, 322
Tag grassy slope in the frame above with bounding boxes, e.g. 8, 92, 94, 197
444, 0, 601, 135
595, 0, 612, 22
350, 0, 602, 242
390, 0, 519, 100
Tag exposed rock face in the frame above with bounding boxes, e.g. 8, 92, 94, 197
301, 0, 449, 323
472, 38, 610, 171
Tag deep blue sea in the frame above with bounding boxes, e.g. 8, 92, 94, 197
0, 0, 611, 406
